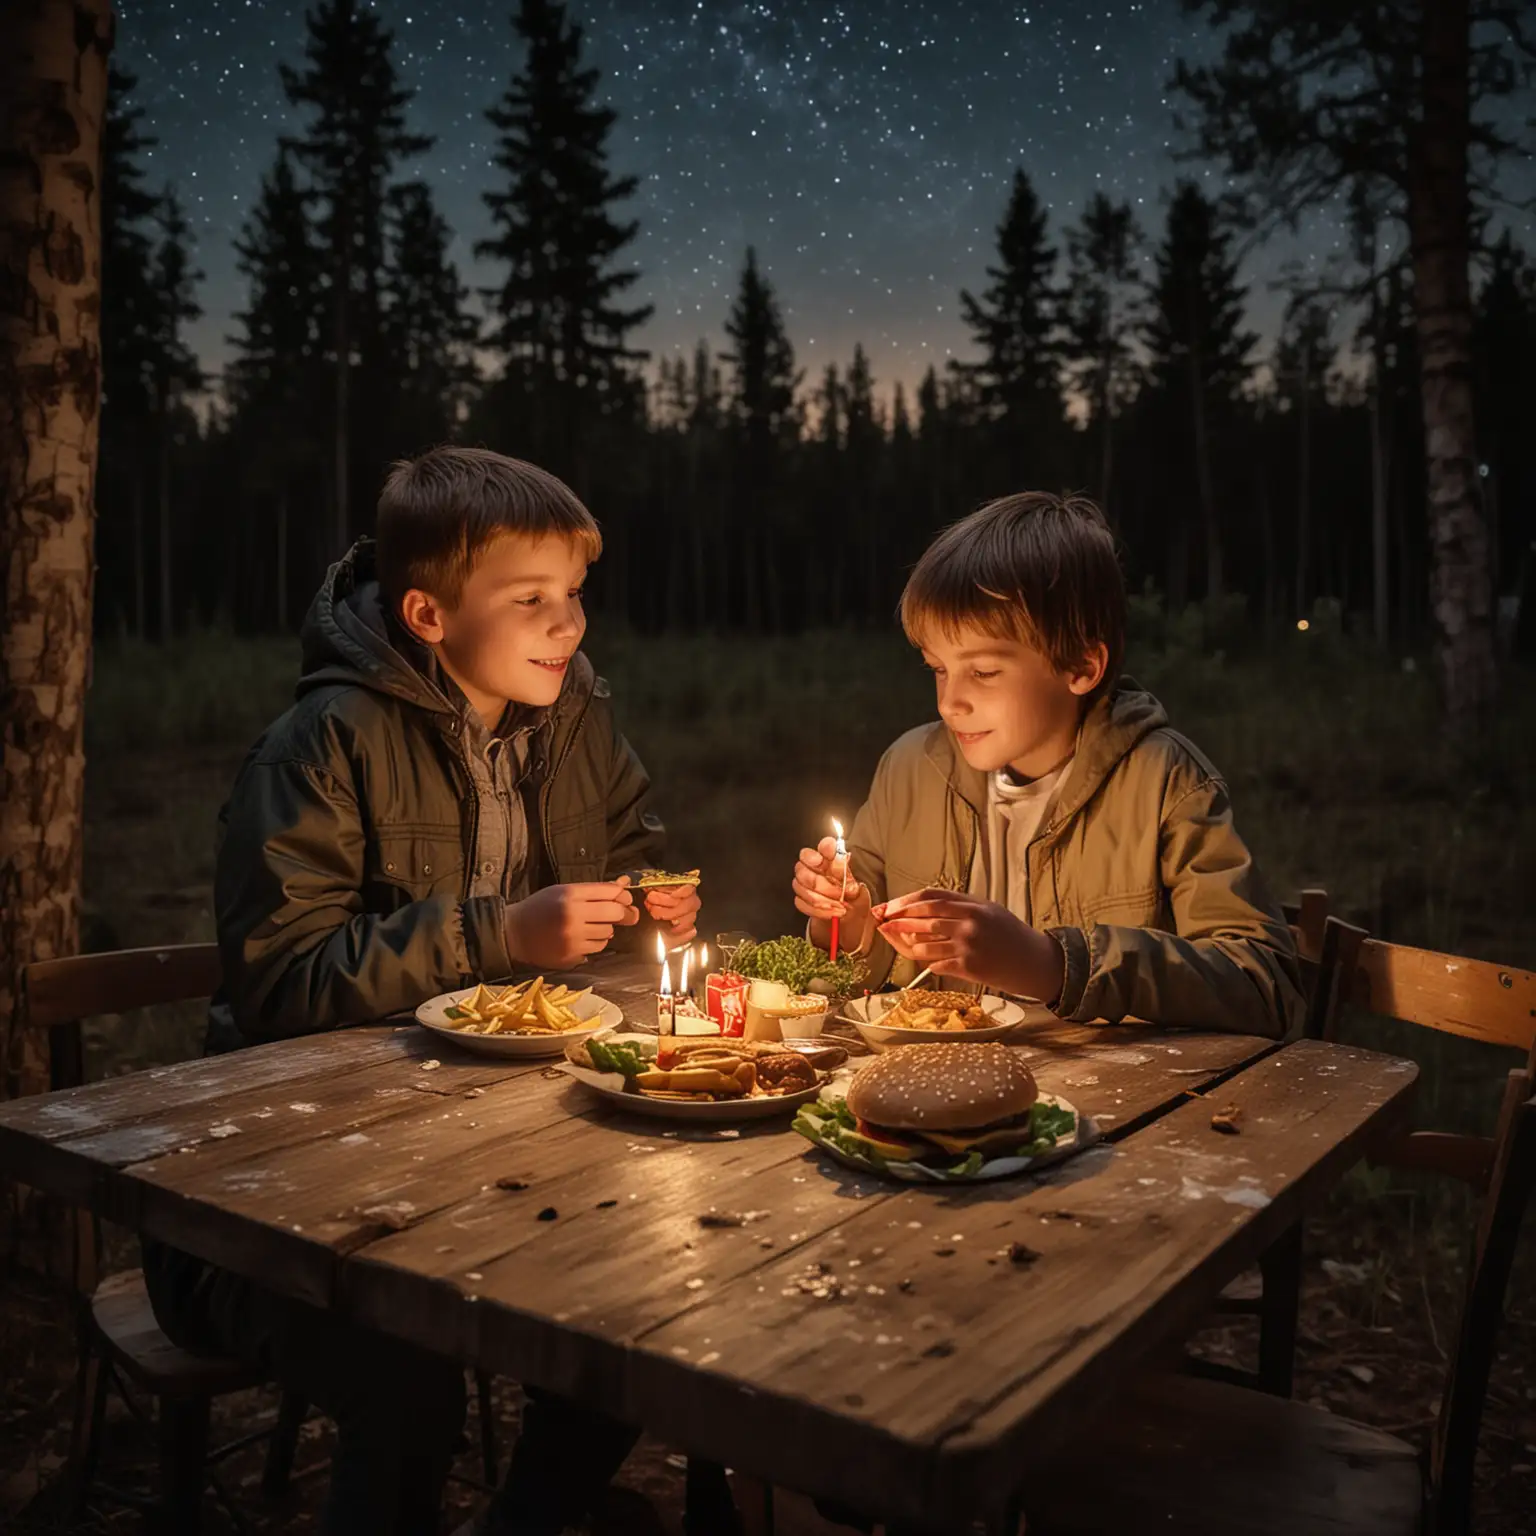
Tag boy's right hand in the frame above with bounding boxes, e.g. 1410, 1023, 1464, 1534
504, 882, 638, 969
793, 836, 872, 948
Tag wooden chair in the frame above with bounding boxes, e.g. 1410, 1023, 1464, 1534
1023, 916, 1536, 1536
1199, 886, 1333, 1397
23, 943, 306, 1532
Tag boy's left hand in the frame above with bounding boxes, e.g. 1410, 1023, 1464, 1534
873, 889, 1064, 1004
642, 882, 701, 944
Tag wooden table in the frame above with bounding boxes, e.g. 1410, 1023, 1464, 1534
0, 955, 1418, 1531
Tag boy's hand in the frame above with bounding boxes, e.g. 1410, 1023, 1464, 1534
793, 836, 872, 951
504, 882, 637, 969
641, 881, 701, 944
873, 889, 1064, 1004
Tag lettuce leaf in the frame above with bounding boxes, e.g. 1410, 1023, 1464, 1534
585, 1038, 651, 1076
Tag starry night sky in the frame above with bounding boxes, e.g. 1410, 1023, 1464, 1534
118, 0, 1346, 394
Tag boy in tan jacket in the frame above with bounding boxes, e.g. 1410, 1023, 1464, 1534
792, 492, 1301, 1038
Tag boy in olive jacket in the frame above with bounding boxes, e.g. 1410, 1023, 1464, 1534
794, 492, 1301, 1040
145, 448, 700, 1536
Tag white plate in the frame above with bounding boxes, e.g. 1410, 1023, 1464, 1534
842, 992, 1047, 1049
556, 1032, 825, 1122
796, 1083, 1097, 1183
415, 985, 623, 1057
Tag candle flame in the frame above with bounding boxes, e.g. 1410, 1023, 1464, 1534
697, 942, 708, 973
831, 817, 843, 839
679, 948, 691, 995
660, 958, 672, 998
655, 931, 666, 963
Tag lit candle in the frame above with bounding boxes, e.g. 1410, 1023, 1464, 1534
828, 817, 850, 962
656, 931, 675, 1035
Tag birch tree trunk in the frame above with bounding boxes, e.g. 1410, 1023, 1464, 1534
1412, 0, 1496, 725
0, 0, 114, 1100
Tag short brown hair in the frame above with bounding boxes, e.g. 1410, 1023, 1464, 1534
900, 492, 1125, 686
376, 446, 602, 609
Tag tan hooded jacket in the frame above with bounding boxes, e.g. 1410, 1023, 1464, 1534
845, 680, 1302, 1038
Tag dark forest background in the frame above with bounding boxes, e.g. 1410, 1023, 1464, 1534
94, 0, 1536, 652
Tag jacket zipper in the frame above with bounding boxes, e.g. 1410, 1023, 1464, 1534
539, 683, 594, 881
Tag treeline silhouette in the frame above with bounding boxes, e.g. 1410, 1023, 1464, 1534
96, 0, 1536, 644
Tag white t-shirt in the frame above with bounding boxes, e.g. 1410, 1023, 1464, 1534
969, 757, 1074, 917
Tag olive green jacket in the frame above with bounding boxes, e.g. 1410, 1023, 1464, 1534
846, 681, 1302, 1038
208, 541, 662, 1051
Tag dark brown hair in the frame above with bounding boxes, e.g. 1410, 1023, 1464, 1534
376, 446, 602, 609
900, 492, 1125, 686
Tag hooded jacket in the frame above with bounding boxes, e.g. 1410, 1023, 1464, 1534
846, 680, 1302, 1038
207, 540, 662, 1052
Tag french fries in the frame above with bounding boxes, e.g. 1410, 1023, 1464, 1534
442, 978, 593, 1035
885, 989, 990, 1032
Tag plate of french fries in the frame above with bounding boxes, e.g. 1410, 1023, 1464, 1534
415, 977, 623, 1057
843, 989, 1041, 1050
557, 1032, 844, 1121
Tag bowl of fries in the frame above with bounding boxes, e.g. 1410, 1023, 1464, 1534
415, 977, 622, 1057
843, 988, 1035, 1050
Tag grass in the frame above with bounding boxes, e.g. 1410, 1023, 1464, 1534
82, 622, 1536, 1104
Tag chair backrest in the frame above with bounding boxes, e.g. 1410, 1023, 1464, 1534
23, 943, 222, 1092
1280, 887, 1329, 963
1309, 915, 1536, 1536
20, 945, 223, 1299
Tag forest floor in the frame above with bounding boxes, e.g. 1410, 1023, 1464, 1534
3, 624, 1535, 1532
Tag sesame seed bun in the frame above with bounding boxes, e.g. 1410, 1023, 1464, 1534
845, 1042, 1039, 1132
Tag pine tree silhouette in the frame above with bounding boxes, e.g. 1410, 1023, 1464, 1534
229, 148, 327, 631
383, 181, 478, 450
1143, 181, 1257, 602
722, 248, 800, 629
478, 0, 653, 487
99, 67, 165, 637
959, 168, 1065, 486
1062, 192, 1144, 521
282, 0, 431, 551
146, 189, 203, 641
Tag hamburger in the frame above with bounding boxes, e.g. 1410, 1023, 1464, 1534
798, 1042, 1078, 1175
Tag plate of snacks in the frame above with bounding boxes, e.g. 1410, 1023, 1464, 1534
794, 1041, 1095, 1182
559, 1032, 846, 1122
842, 988, 1038, 1049
416, 977, 622, 1057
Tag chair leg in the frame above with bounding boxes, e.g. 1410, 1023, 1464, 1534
158, 1393, 212, 1535
476, 1370, 499, 1485
260, 1389, 307, 1501
685, 1458, 744, 1536
68, 1335, 110, 1515
1256, 1221, 1304, 1397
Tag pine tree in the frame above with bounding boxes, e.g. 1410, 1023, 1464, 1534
383, 181, 477, 449
99, 67, 162, 635
227, 148, 328, 630
959, 169, 1064, 482
842, 344, 884, 617
101, 68, 160, 426
1061, 192, 1144, 519
282, 0, 431, 551
1143, 181, 1257, 601
722, 248, 800, 628
147, 189, 203, 640
229, 150, 325, 413
478, 0, 653, 483
1274, 297, 1335, 622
